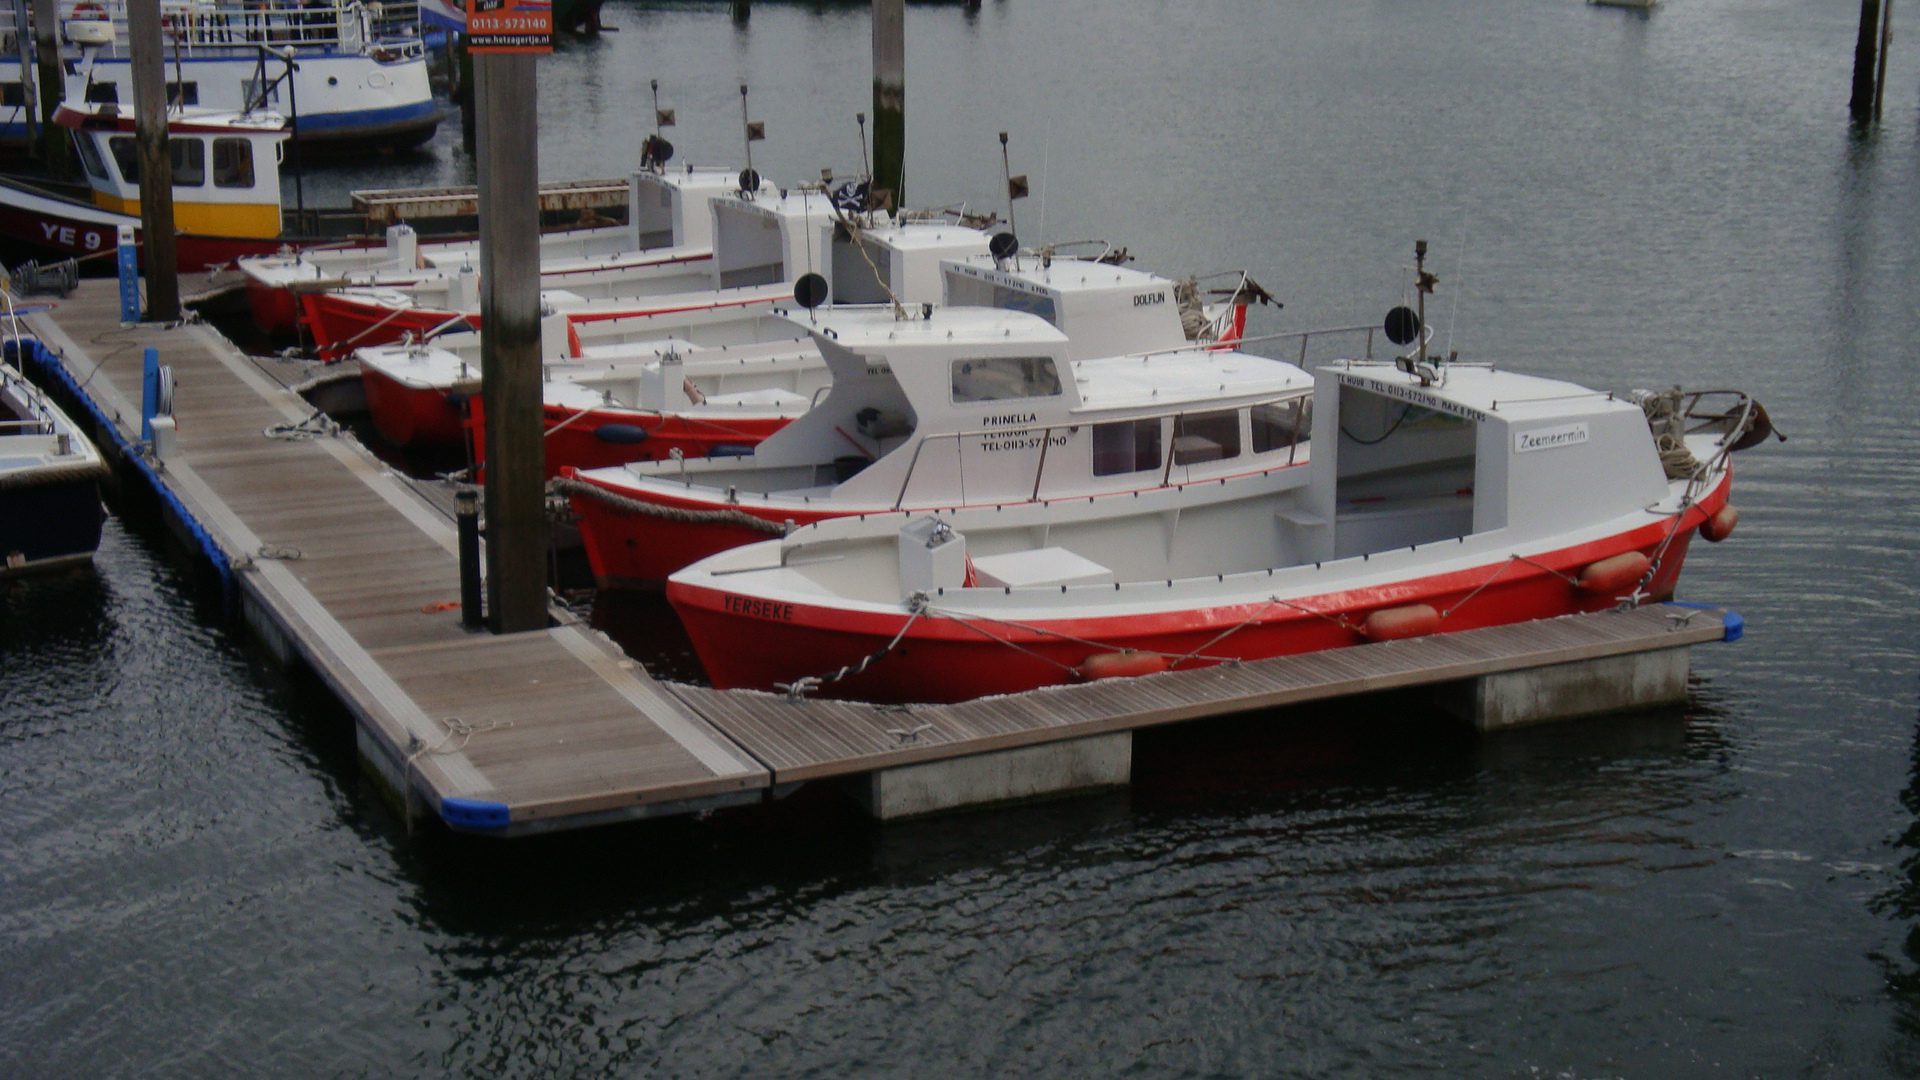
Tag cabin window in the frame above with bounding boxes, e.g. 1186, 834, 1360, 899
829, 231, 897, 304
83, 82, 118, 104
212, 138, 254, 189
1, 83, 22, 108
950, 356, 1063, 404
166, 81, 199, 107
74, 131, 110, 182
1252, 398, 1312, 462
1171, 409, 1242, 466
1092, 418, 1162, 476
944, 275, 1059, 326
171, 139, 205, 187
107, 135, 140, 184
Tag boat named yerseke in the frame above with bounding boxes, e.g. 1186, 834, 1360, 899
0, 339, 107, 575
667, 244, 1775, 704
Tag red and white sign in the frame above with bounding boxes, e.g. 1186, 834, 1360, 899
466, 0, 552, 54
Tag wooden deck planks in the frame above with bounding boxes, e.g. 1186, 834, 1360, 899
676, 604, 1729, 784
26, 283, 770, 830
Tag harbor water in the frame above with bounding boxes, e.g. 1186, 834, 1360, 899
7, 0, 1920, 1072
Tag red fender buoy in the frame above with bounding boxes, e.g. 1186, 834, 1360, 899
1359, 603, 1441, 641
1072, 651, 1173, 682
1701, 503, 1738, 543
1576, 551, 1652, 594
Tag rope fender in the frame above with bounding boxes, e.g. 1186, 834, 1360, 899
548, 475, 791, 535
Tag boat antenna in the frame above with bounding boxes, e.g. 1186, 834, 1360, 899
999, 131, 1029, 258
856, 112, 873, 197
643, 79, 676, 172
1409, 239, 1444, 385
1444, 219, 1465, 363
737, 84, 765, 197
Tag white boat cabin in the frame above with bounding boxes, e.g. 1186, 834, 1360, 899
623, 304, 1314, 508
941, 254, 1202, 359
57, 100, 287, 238
1289, 361, 1674, 564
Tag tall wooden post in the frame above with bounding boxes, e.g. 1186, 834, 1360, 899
29, 0, 66, 170
1874, 0, 1894, 120
1852, 0, 1883, 123
871, 0, 904, 209
731, 0, 750, 23
474, 53, 547, 633
127, 0, 179, 321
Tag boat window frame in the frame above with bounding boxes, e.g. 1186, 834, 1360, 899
170, 137, 207, 188
1251, 396, 1312, 465
212, 137, 255, 190
950, 355, 1066, 405
106, 135, 140, 185
73, 130, 111, 183
1170, 407, 1243, 467
1091, 417, 1163, 477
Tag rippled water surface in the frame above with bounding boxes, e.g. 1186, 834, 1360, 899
7, 0, 1920, 1074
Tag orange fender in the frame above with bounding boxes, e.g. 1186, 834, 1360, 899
1072, 651, 1173, 682
1576, 551, 1652, 594
1702, 503, 1738, 543
1359, 603, 1441, 641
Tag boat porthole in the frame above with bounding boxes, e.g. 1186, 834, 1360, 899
329, 76, 340, 86
369, 74, 387, 89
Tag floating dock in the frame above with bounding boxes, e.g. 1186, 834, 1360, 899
16, 282, 1740, 836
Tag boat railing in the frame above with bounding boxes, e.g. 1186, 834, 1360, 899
888, 388, 1314, 511
13, 1, 425, 58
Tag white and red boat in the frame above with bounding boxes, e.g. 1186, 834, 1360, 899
666, 280, 1772, 704
351, 195, 994, 452
306, 186, 976, 358
238, 165, 766, 336
0, 101, 293, 272
561, 252, 1278, 585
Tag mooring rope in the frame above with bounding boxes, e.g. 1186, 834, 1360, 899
779, 593, 931, 700
547, 475, 791, 534
264, 410, 339, 441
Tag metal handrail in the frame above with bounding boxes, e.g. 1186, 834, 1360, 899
12, 1, 425, 55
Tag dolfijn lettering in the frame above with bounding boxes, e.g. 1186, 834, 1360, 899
724, 594, 793, 621
1132, 291, 1166, 307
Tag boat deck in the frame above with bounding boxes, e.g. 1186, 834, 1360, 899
19, 281, 1736, 836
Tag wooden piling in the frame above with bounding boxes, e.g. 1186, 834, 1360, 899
28, 0, 67, 172
126, 0, 179, 321
872, 0, 904, 209
1852, 0, 1883, 123
474, 53, 548, 633
731, 0, 750, 23
1874, 0, 1894, 120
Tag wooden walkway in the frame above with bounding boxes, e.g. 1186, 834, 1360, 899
19, 281, 1737, 836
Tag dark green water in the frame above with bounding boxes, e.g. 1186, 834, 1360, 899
7, 0, 1920, 1073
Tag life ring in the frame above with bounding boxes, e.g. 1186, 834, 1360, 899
66, 2, 115, 46
1701, 503, 1738, 543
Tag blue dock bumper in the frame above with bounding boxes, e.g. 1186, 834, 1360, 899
1667, 601, 1745, 643
441, 797, 512, 831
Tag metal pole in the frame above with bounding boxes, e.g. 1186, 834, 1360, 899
474, 52, 547, 633
13, 0, 38, 150
871, 0, 904, 210
127, 0, 179, 321
1851, 0, 1882, 123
